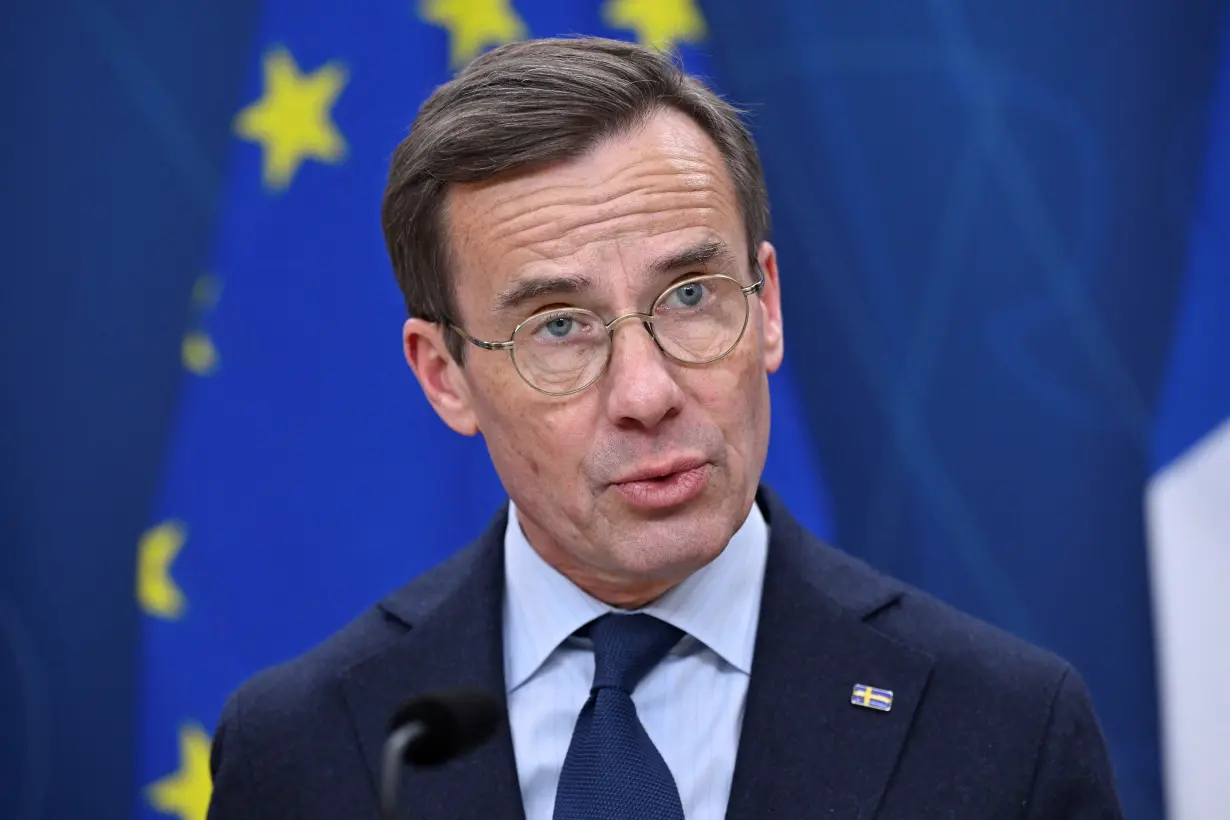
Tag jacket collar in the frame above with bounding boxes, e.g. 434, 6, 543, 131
340, 505, 524, 820
724, 486, 935, 819
341, 487, 934, 819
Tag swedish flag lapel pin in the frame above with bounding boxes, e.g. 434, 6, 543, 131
851, 683, 894, 712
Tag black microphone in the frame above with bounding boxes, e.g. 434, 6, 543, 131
380, 690, 503, 820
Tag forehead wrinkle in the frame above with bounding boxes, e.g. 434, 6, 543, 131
510, 201, 730, 264
447, 121, 744, 313
481, 154, 728, 241
493, 185, 725, 252
490, 144, 720, 203
487, 177, 735, 266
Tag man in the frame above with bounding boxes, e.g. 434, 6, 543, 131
207, 36, 1123, 819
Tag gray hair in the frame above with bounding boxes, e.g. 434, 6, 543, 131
380, 36, 771, 362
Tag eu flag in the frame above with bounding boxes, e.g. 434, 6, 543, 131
135, 2, 834, 816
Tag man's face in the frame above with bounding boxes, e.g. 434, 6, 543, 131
404, 108, 784, 605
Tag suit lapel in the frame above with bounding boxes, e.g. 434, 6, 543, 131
340, 508, 526, 820
336, 489, 932, 819
725, 490, 935, 820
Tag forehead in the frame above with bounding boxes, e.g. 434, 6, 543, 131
444, 108, 744, 310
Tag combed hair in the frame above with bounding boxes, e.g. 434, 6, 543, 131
380, 36, 770, 361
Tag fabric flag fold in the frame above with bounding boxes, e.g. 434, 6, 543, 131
1145, 13, 1230, 820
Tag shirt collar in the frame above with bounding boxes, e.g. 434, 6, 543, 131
502, 498, 769, 694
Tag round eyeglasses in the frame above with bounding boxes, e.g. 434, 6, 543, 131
449, 269, 766, 396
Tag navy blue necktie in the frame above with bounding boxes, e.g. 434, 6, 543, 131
553, 613, 686, 820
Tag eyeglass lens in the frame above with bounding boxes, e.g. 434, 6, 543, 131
510, 274, 750, 394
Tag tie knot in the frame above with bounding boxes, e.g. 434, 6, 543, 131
585, 613, 683, 694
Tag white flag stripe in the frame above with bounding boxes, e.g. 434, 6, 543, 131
1146, 416, 1230, 820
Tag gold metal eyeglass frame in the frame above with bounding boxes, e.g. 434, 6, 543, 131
448, 266, 767, 396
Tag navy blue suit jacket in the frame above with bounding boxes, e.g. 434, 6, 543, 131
206, 486, 1124, 818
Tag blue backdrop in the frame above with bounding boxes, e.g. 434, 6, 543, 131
1, 2, 260, 818
1, 2, 1226, 819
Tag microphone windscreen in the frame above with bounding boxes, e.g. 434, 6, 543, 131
388, 690, 502, 767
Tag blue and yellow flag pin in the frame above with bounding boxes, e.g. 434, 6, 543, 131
851, 683, 894, 712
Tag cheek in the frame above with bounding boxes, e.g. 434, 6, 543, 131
524, 403, 599, 473
685, 351, 769, 449
473, 372, 597, 481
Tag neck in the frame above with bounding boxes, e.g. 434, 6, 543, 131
513, 509, 695, 610
573, 576, 680, 610
535, 540, 690, 609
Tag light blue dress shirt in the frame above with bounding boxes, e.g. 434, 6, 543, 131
502, 499, 769, 820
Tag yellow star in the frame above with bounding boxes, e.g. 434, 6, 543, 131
182, 274, 222, 376
146, 723, 213, 820
420, 0, 528, 69
181, 330, 217, 375
603, 0, 707, 51
233, 46, 348, 191
137, 521, 187, 620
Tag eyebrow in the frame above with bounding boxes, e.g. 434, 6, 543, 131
492, 240, 738, 315
494, 274, 597, 314
647, 241, 738, 276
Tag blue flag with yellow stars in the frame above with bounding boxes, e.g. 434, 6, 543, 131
136, 2, 835, 817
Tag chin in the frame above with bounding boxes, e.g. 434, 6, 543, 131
614, 504, 735, 578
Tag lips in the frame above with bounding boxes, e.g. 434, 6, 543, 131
609, 457, 711, 510
611, 456, 709, 485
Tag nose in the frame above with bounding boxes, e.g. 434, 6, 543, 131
603, 317, 686, 430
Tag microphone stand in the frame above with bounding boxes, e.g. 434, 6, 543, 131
378, 690, 501, 819
380, 722, 426, 820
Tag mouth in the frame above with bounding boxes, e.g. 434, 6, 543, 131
610, 457, 710, 510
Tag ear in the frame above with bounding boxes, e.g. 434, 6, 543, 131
756, 241, 785, 374
403, 318, 480, 436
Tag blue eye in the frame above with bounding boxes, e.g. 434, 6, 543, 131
523, 311, 593, 344
670, 282, 707, 308
544, 316, 573, 338
519, 309, 604, 348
